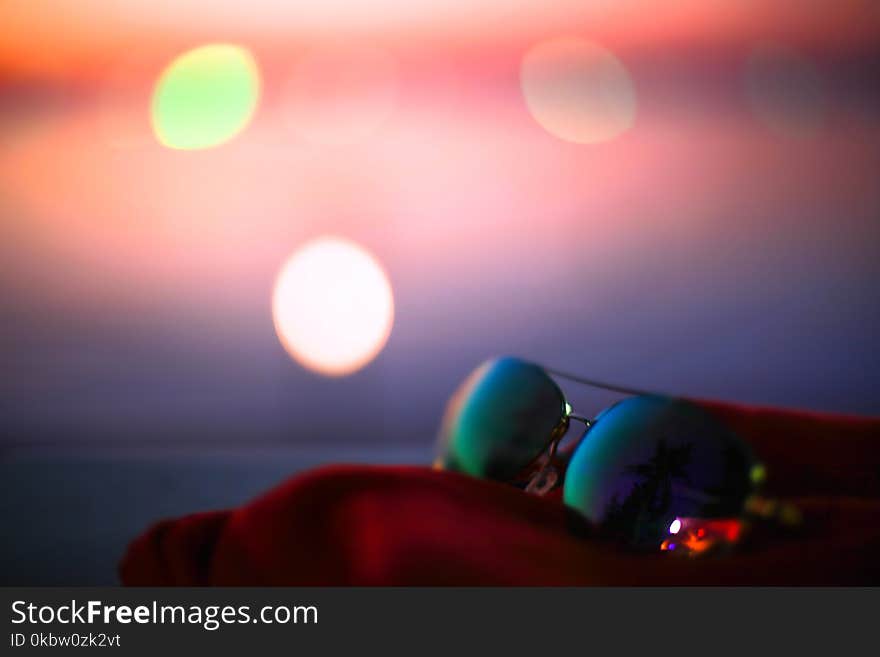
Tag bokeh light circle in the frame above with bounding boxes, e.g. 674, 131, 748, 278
520, 37, 636, 144
745, 43, 825, 138
151, 44, 260, 150
283, 44, 398, 146
272, 237, 395, 376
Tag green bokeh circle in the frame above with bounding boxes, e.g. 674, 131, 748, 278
151, 44, 260, 150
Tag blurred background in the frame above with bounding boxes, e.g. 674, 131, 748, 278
1, 0, 879, 583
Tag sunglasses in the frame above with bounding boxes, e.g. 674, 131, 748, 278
436, 357, 792, 553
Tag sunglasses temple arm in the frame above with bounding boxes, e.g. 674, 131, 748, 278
568, 413, 593, 427
544, 367, 655, 397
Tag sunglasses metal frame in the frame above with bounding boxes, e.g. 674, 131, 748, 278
439, 357, 800, 554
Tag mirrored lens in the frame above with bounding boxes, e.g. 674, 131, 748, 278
437, 357, 567, 481
563, 396, 757, 549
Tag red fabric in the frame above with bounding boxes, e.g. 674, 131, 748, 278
120, 400, 880, 585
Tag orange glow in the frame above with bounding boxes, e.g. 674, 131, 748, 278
661, 518, 745, 555
2, 2, 878, 82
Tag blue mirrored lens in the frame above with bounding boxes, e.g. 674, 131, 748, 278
563, 396, 756, 548
437, 357, 567, 481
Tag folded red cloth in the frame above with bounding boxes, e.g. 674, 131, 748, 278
120, 401, 880, 585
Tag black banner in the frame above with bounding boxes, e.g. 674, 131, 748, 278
2, 588, 877, 654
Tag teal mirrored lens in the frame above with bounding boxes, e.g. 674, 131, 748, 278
563, 396, 756, 548
437, 357, 567, 481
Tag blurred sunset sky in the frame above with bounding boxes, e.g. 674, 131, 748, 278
2, 0, 879, 451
